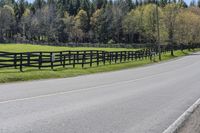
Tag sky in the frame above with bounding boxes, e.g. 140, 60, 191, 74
185, 0, 191, 5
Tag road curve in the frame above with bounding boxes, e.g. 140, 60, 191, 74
0, 53, 200, 133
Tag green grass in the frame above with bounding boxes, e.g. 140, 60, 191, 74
0, 44, 137, 52
0, 44, 198, 83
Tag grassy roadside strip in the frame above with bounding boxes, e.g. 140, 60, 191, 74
0, 49, 199, 83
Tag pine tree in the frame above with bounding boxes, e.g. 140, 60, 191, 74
190, 0, 196, 6
198, 0, 200, 7
56, 0, 65, 17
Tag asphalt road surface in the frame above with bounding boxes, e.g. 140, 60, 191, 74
0, 53, 200, 133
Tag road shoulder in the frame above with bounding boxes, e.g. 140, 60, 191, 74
163, 98, 200, 133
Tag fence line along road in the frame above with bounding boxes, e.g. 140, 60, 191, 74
0, 44, 199, 72
0, 50, 153, 72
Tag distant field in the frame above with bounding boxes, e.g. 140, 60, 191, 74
0, 44, 137, 52
0, 43, 199, 83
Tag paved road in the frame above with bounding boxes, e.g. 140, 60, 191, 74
0, 53, 200, 133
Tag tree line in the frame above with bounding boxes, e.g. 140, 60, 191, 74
1, 0, 200, 51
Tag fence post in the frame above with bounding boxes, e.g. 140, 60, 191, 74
73, 53, 76, 68
115, 52, 118, 63
69, 51, 71, 65
82, 51, 86, 68
14, 53, 17, 69
131, 51, 134, 60
97, 51, 99, 66
63, 55, 66, 68
50, 52, 54, 70
60, 52, 63, 65
19, 53, 23, 72
77, 51, 79, 64
150, 50, 152, 61
142, 50, 144, 60
111, 52, 114, 62
124, 51, 126, 62
128, 51, 130, 61
109, 52, 112, 64
90, 51, 93, 67
145, 49, 147, 59
135, 51, 137, 60
103, 51, 106, 65
120, 51, 122, 63
39, 52, 42, 70
27, 52, 30, 66
139, 51, 141, 60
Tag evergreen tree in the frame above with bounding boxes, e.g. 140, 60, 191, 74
75, 9, 89, 33
190, 0, 196, 6
198, 0, 200, 7
34, 0, 45, 9
56, 0, 65, 17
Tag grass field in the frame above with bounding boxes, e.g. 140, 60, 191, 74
0, 44, 198, 83
0, 44, 137, 52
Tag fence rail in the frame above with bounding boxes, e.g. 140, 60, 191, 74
0, 49, 154, 71
0, 44, 199, 72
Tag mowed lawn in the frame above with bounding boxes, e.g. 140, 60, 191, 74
0, 44, 198, 83
0, 44, 137, 52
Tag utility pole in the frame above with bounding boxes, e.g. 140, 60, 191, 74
156, 2, 161, 61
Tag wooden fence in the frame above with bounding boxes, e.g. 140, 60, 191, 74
0, 43, 199, 72
0, 49, 154, 72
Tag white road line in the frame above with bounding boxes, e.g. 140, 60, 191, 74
0, 54, 198, 105
0, 54, 188, 87
0, 70, 169, 104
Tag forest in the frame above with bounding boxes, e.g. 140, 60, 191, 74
1, 0, 200, 48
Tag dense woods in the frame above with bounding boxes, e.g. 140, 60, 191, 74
1, 0, 200, 49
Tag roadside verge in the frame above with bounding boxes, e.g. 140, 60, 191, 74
163, 98, 200, 133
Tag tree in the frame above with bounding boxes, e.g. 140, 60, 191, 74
160, 0, 168, 7
69, 15, 85, 44
0, 5, 15, 42
175, 9, 200, 49
74, 9, 89, 42
34, 0, 45, 9
45, 4, 59, 42
123, 6, 146, 43
177, 0, 188, 8
62, 11, 74, 42
101, 4, 113, 43
20, 8, 31, 40
1, 0, 200, 46
190, 0, 196, 7
163, 3, 179, 55
142, 4, 164, 43
112, 5, 124, 43
75, 9, 89, 33
198, 0, 200, 7
80, 0, 90, 14
90, 9, 103, 42
56, 0, 65, 17
14, 0, 25, 23
93, 0, 107, 9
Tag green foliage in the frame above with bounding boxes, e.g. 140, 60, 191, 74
75, 9, 89, 32
1, 0, 200, 52
107, 39, 115, 44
